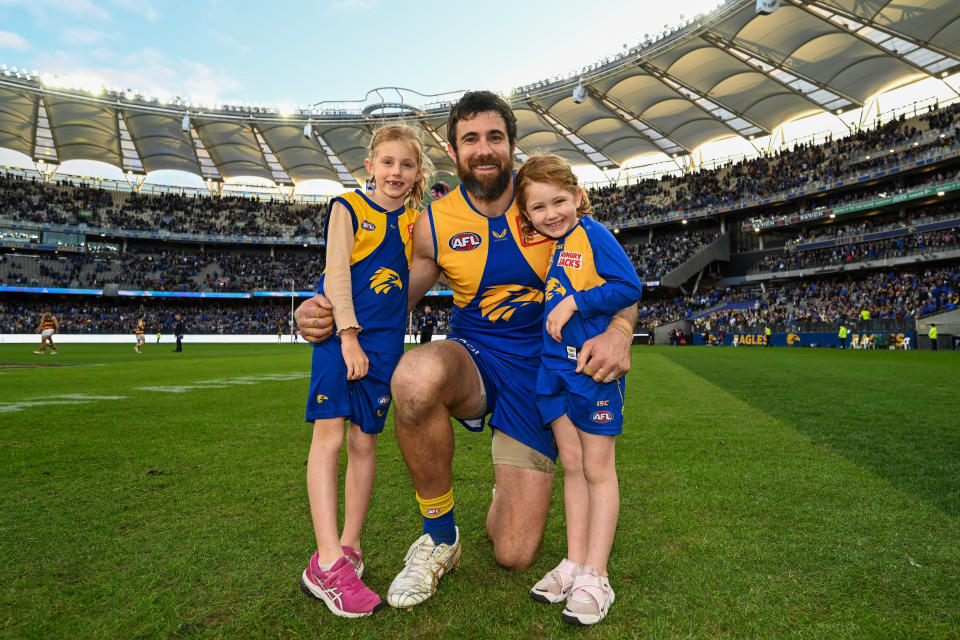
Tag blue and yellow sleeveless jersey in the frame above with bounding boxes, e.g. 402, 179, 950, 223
317, 190, 419, 355
428, 184, 555, 357
542, 215, 642, 369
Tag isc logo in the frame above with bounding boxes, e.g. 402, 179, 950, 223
360, 220, 376, 231
557, 251, 582, 269
450, 232, 482, 251
591, 411, 613, 424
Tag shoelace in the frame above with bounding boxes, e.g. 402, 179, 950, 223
398, 540, 436, 582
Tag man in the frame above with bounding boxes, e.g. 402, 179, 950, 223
33, 310, 59, 355
430, 181, 449, 200
838, 323, 848, 349
929, 323, 938, 351
135, 317, 146, 354
295, 91, 636, 609
174, 314, 185, 352
419, 304, 437, 344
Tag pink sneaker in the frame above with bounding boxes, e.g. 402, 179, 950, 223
342, 545, 365, 578
300, 553, 383, 618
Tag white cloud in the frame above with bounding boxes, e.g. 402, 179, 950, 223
331, 0, 374, 9
33, 48, 242, 105
0, 0, 112, 23
109, 0, 159, 22
208, 29, 251, 54
60, 27, 116, 46
0, 30, 30, 51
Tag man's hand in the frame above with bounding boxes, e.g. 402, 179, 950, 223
295, 294, 334, 343
576, 325, 632, 384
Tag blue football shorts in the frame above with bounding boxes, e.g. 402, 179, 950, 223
536, 364, 625, 436
446, 334, 557, 461
304, 340, 401, 434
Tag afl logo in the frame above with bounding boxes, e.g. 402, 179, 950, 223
360, 220, 376, 231
377, 395, 390, 407
591, 411, 613, 424
449, 232, 482, 251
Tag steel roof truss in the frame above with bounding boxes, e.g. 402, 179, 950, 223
117, 111, 144, 174
253, 124, 293, 186
588, 86, 688, 156
33, 95, 58, 164
527, 101, 617, 170
188, 125, 221, 181
794, 0, 960, 77
639, 62, 768, 138
701, 31, 859, 113
310, 129, 359, 187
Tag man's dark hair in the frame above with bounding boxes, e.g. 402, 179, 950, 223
446, 90, 518, 151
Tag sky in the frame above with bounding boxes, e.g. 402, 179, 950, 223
0, 0, 956, 193
0, 0, 724, 107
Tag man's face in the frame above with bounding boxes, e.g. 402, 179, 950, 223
424, 306, 432, 314
447, 111, 514, 202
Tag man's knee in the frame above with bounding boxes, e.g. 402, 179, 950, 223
492, 537, 540, 571
392, 347, 444, 403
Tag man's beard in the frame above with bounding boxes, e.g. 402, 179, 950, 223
457, 154, 512, 202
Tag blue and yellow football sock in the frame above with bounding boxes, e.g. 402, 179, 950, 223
417, 488, 456, 545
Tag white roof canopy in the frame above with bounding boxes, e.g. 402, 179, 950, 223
1, 0, 958, 186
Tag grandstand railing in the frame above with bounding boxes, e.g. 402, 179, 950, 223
607, 140, 960, 231
745, 247, 960, 282
0, 216, 324, 248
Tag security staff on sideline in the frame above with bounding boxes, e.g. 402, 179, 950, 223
929, 323, 938, 351
838, 324, 848, 349
174, 314, 185, 352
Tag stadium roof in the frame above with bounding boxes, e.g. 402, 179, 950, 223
1, 0, 959, 188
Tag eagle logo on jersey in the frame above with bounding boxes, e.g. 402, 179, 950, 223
370, 268, 402, 294
545, 278, 567, 300
479, 285, 544, 322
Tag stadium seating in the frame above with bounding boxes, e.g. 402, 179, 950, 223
3, 99, 960, 336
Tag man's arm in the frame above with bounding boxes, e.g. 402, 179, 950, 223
575, 303, 637, 383
406, 213, 440, 312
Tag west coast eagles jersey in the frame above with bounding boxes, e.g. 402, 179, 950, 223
429, 184, 555, 356
317, 190, 419, 354
542, 215, 642, 369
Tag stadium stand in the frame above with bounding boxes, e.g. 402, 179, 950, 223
2, 82, 960, 345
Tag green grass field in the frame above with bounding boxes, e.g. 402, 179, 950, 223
1, 343, 958, 639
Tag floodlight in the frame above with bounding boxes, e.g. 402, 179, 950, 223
181, 114, 190, 131
303, 121, 313, 139
572, 80, 587, 104
755, 0, 780, 14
